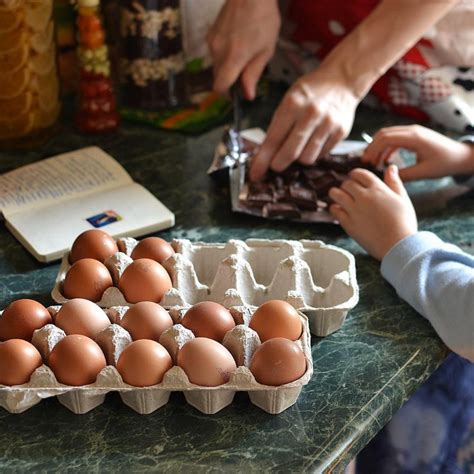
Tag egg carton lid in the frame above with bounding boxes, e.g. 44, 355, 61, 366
52, 238, 359, 337
0, 305, 313, 415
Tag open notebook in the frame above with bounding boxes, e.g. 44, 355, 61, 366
0, 147, 175, 262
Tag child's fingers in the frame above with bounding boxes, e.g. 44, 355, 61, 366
349, 168, 379, 187
328, 187, 354, 209
398, 162, 432, 182
384, 165, 408, 196
329, 204, 350, 225
340, 178, 367, 199
377, 146, 397, 167
363, 130, 420, 166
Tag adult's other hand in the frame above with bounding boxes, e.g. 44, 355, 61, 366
207, 0, 280, 100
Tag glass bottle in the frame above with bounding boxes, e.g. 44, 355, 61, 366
0, 0, 61, 149
75, 0, 120, 133
118, 0, 187, 110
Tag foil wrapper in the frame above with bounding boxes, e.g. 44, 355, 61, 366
207, 127, 262, 180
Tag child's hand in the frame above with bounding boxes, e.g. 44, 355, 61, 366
362, 125, 474, 181
329, 166, 418, 260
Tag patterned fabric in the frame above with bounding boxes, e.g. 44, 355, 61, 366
270, 0, 474, 133
356, 353, 474, 474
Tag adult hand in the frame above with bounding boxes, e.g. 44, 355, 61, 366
207, 0, 280, 100
329, 166, 418, 261
362, 125, 474, 181
249, 70, 359, 181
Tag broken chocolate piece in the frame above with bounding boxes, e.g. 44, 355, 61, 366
279, 166, 301, 182
274, 186, 290, 202
308, 171, 341, 197
289, 183, 318, 210
262, 202, 301, 219
246, 182, 275, 206
317, 154, 365, 173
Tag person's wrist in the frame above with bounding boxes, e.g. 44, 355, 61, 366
315, 59, 368, 101
379, 228, 417, 261
463, 144, 474, 175
453, 142, 474, 176
307, 63, 361, 105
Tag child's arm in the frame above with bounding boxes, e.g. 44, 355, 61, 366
381, 231, 474, 362
329, 166, 474, 362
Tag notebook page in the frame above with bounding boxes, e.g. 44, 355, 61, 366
0, 147, 132, 217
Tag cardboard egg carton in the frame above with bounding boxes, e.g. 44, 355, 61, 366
52, 238, 359, 337
0, 304, 312, 415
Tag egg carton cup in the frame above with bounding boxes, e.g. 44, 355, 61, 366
0, 304, 313, 415
52, 238, 359, 337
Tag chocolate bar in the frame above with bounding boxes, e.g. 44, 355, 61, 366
238, 151, 382, 220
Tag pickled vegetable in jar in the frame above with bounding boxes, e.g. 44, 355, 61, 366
75, 0, 120, 133
0, 0, 61, 149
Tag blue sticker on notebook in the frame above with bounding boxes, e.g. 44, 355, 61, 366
87, 210, 122, 228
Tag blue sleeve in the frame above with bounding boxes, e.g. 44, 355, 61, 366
381, 231, 474, 362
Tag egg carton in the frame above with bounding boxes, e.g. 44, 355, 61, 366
0, 304, 312, 415
52, 238, 359, 336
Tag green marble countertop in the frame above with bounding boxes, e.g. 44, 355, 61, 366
0, 87, 472, 472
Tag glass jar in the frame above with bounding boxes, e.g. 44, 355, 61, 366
0, 0, 61, 149
75, 0, 120, 133
118, 0, 187, 110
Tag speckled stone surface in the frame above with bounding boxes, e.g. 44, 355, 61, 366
0, 85, 472, 473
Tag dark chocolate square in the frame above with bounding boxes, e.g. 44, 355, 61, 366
246, 182, 275, 207
289, 183, 318, 210
262, 202, 301, 219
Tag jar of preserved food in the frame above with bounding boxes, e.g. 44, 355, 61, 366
0, 0, 61, 149
118, 0, 187, 110
75, 0, 120, 133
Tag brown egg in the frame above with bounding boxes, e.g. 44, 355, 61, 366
48, 335, 107, 386
0, 299, 52, 342
0, 339, 43, 385
55, 299, 111, 338
181, 302, 235, 341
249, 300, 302, 342
121, 302, 173, 341
63, 258, 113, 302
118, 258, 172, 303
250, 337, 306, 386
117, 339, 172, 387
131, 237, 175, 264
177, 337, 236, 387
70, 229, 118, 263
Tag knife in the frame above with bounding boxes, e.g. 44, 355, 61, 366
230, 82, 248, 188
231, 82, 242, 159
